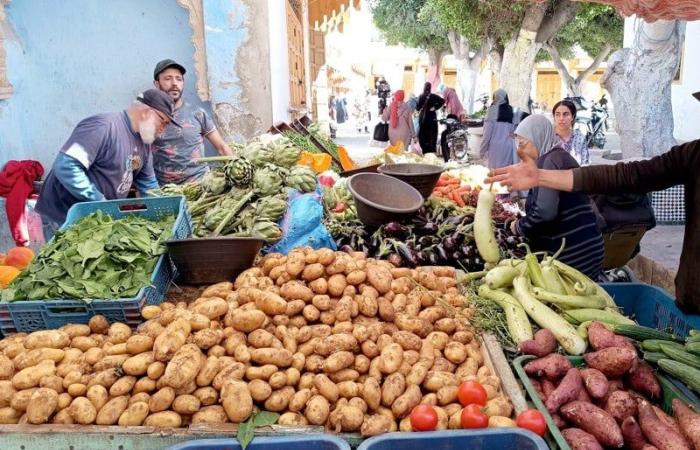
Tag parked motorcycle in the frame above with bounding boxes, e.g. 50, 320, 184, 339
439, 116, 469, 163
564, 95, 610, 149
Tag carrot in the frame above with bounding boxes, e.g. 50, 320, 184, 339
454, 194, 465, 207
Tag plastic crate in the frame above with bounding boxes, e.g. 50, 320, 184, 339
166, 435, 351, 450
513, 355, 700, 450
357, 430, 548, 450
0, 196, 191, 334
601, 283, 700, 337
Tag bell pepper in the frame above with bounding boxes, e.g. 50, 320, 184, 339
337, 145, 356, 171
311, 153, 332, 173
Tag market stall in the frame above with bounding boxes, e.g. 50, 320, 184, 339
0, 119, 698, 450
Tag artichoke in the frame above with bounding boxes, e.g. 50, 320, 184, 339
253, 166, 284, 197
224, 156, 254, 187
251, 221, 283, 242
273, 139, 301, 168
201, 171, 229, 195
286, 165, 317, 193
255, 195, 288, 222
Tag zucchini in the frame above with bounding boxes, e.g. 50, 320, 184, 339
562, 308, 636, 326
690, 329, 700, 337
478, 284, 533, 344
657, 359, 700, 393
642, 339, 687, 352
659, 343, 700, 370
532, 288, 606, 309
686, 334, 700, 343
613, 324, 684, 343
643, 352, 666, 364
686, 341, 700, 356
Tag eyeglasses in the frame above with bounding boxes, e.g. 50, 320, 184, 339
151, 109, 171, 127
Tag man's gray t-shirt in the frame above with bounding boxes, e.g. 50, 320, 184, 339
36, 111, 155, 223
152, 102, 216, 185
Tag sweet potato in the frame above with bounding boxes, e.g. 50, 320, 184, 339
545, 368, 583, 413
637, 400, 691, 450
588, 322, 636, 352
653, 405, 683, 436
524, 354, 573, 380
518, 329, 557, 357
671, 399, 700, 450
560, 401, 624, 448
561, 428, 604, 450
622, 417, 652, 450
626, 361, 661, 400
580, 368, 609, 400
605, 390, 637, 422
583, 347, 637, 378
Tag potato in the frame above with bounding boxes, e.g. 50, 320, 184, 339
483, 397, 513, 418
323, 351, 354, 373
0, 380, 16, 408
382, 372, 406, 407
201, 281, 234, 298
196, 356, 220, 387
52, 408, 74, 424
116, 401, 150, 426
380, 343, 404, 374
444, 342, 468, 364
141, 305, 162, 320
68, 383, 87, 397
278, 411, 309, 426
14, 348, 65, 370
191, 329, 222, 350
84, 347, 104, 366
161, 344, 205, 389
222, 380, 253, 422
26, 388, 58, 424
69, 397, 97, 424
124, 335, 153, 354
147, 361, 165, 380
92, 354, 129, 372
288, 388, 311, 413
94, 395, 129, 425
106, 323, 132, 344
172, 394, 201, 415
338, 380, 360, 398
268, 372, 287, 390
392, 384, 422, 418
192, 405, 227, 425
0, 406, 21, 424
280, 282, 314, 303
367, 265, 392, 293
69, 336, 97, 352
149, 386, 175, 412
119, 351, 154, 377
144, 411, 182, 428
38, 375, 63, 393
88, 315, 110, 334
423, 371, 458, 392
230, 310, 267, 333
250, 348, 292, 367
126, 392, 149, 406
86, 385, 109, 411
264, 386, 295, 412
107, 376, 136, 397
305, 394, 330, 425
24, 330, 70, 350
192, 297, 229, 320
193, 387, 219, 406
314, 374, 339, 402
3, 342, 26, 360
13, 359, 56, 389
87, 368, 120, 389
489, 416, 517, 428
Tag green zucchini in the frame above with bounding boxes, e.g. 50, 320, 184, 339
562, 308, 635, 326
657, 359, 700, 393
659, 343, 700, 370
643, 351, 666, 364
642, 339, 687, 352
686, 341, 700, 356
612, 324, 684, 343
689, 329, 700, 337
686, 334, 700, 343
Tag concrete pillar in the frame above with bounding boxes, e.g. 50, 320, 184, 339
268, 0, 291, 124
202, 0, 273, 141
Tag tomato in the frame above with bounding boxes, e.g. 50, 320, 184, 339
457, 380, 488, 406
516, 409, 547, 437
461, 404, 488, 429
410, 404, 439, 431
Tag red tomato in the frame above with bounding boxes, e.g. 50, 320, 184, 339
460, 404, 488, 429
457, 380, 488, 406
516, 409, 547, 437
410, 404, 439, 431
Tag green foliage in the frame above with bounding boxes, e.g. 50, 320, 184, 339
369, 0, 449, 53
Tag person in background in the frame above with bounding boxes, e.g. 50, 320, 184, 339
36, 89, 180, 238
335, 95, 348, 124
439, 84, 465, 119
480, 89, 516, 169
328, 95, 337, 122
553, 99, 589, 165
487, 90, 700, 313
382, 90, 415, 151
377, 77, 391, 115
353, 92, 370, 134
509, 114, 604, 279
152, 59, 232, 185
416, 82, 445, 154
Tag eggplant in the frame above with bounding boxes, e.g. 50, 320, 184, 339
443, 236, 458, 251
417, 250, 430, 265
384, 221, 408, 239
417, 222, 438, 235
462, 215, 474, 224
427, 252, 439, 265
435, 245, 449, 264
446, 215, 463, 226
418, 236, 434, 248
451, 251, 463, 262
396, 242, 418, 268
387, 253, 403, 267
340, 245, 354, 254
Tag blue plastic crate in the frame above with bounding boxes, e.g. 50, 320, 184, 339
357, 430, 548, 450
166, 435, 351, 450
0, 196, 191, 334
601, 282, 700, 337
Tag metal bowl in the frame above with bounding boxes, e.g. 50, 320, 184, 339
347, 173, 423, 228
377, 163, 444, 199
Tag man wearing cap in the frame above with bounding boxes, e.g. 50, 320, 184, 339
151, 59, 232, 185
486, 91, 700, 314
36, 89, 179, 235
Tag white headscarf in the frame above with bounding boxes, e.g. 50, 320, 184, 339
515, 114, 558, 157
485, 89, 508, 121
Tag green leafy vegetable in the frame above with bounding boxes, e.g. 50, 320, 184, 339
238, 411, 280, 450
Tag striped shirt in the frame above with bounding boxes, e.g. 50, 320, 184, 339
516, 148, 604, 278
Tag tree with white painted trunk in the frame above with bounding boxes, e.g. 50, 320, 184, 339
602, 19, 685, 158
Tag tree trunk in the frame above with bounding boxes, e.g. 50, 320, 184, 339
602, 19, 684, 158
448, 31, 485, 114
500, 7, 545, 110
545, 42, 612, 97
427, 48, 446, 91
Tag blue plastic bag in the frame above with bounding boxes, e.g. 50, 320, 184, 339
264, 187, 336, 255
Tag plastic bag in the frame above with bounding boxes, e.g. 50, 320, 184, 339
264, 187, 336, 255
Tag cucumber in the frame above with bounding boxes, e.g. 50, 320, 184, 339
686, 334, 700, 343
562, 308, 635, 326
690, 329, 700, 337
642, 339, 687, 352
686, 341, 700, 356
659, 343, 700, 370
613, 324, 684, 343
643, 351, 666, 364
657, 359, 700, 393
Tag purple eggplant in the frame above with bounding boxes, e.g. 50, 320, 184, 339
384, 222, 408, 239
387, 253, 403, 267
417, 250, 430, 265
396, 242, 418, 268
435, 245, 449, 263
451, 251, 463, 262
417, 222, 438, 235
443, 236, 458, 251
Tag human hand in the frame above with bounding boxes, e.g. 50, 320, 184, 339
485, 152, 539, 191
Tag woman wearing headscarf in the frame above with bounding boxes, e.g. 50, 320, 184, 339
510, 114, 604, 279
381, 90, 415, 150
416, 82, 445, 154
439, 85, 465, 118
480, 89, 516, 169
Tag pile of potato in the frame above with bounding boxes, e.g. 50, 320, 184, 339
0, 247, 512, 435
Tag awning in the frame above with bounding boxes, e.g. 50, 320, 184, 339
528, 0, 700, 21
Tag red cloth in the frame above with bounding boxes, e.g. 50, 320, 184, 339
390, 90, 405, 129
0, 160, 44, 246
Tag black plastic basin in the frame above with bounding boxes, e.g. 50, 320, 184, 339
377, 163, 444, 198
347, 173, 423, 228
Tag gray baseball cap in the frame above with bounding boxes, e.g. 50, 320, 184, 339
154, 59, 186, 80
137, 89, 182, 128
